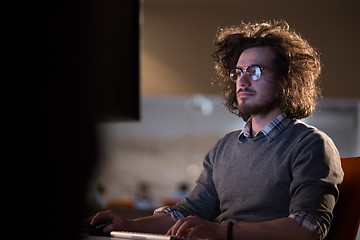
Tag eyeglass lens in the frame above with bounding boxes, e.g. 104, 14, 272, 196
229, 65, 262, 82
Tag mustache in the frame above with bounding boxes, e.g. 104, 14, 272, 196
237, 87, 256, 94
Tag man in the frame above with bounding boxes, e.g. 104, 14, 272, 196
88, 20, 344, 240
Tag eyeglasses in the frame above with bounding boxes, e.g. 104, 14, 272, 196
229, 65, 272, 82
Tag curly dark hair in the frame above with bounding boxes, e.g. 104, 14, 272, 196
213, 20, 321, 120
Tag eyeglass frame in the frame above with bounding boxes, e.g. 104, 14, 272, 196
228, 65, 273, 82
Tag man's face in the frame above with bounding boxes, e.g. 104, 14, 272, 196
235, 46, 279, 117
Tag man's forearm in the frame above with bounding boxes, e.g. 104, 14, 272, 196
233, 217, 317, 240
131, 212, 175, 234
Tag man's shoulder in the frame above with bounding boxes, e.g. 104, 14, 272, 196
222, 129, 243, 141
291, 120, 328, 135
211, 129, 242, 149
288, 120, 336, 146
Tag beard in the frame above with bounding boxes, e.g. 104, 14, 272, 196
237, 90, 280, 118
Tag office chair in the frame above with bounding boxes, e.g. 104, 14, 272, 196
325, 156, 360, 240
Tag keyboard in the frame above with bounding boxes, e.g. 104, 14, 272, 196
110, 231, 198, 240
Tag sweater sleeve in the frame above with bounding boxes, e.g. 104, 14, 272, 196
289, 129, 344, 239
171, 141, 221, 221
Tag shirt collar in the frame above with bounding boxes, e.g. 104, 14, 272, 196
238, 112, 293, 143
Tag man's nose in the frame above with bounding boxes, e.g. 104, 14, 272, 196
237, 73, 251, 88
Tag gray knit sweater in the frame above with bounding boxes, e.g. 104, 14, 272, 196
172, 120, 344, 229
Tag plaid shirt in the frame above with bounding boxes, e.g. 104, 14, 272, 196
155, 112, 327, 240
238, 112, 293, 143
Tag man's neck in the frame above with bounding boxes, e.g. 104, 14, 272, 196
250, 107, 283, 136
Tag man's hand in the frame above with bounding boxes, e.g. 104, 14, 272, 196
84, 210, 174, 235
167, 216, 226, 240
87, 210, 133, 233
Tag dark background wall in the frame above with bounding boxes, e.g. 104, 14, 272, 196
3, 1, 139, 239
